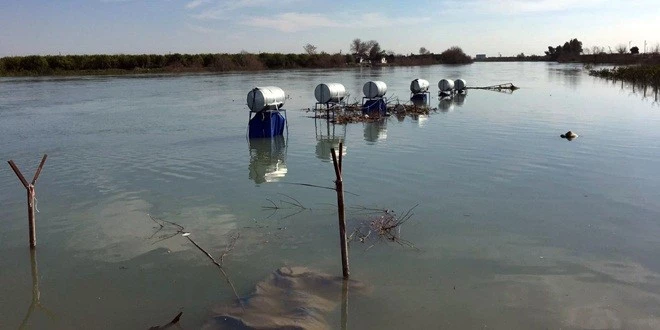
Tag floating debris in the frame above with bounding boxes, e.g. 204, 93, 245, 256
467, 82, 519, 93
560, 130, 579, 140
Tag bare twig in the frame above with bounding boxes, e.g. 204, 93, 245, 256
219, 233, 240, 267
148, 311, 183, 330
348, 205, 420, 250
185, 236, 244, 310
146, 216, 244, 310
277, 182, 360, 196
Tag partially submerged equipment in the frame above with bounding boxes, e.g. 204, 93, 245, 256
438, 79, 455, 93
410, 79, 430, 94
362, 81, 388, 115
315, 83, 347, 104
410, 78, 431, 106
363, 81, 387, 99
454, 79, 467, 92
247, 86, 286, 112
314, 83, 347, 118
246, 86, 287, 138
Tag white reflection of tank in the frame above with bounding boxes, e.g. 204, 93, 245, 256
364, 118, 388, 143
412, 114, 429, 127
438, 95, 455, 112
248, 136, 287, 184
315, 117, 347, 160
454, 93, 467, 107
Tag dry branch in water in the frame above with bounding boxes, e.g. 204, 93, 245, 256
147, 215, 244, 310
348, 205, 419, 250
148, 311, 182, 330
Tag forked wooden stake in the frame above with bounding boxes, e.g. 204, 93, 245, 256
7, 155, 48, 249
331, 143, 349, 279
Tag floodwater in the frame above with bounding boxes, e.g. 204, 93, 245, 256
1, 62, 660, 329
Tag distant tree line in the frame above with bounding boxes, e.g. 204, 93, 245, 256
0, 39, 476, 76
0, 53, 353, 76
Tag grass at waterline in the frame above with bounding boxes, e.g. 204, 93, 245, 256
589, 64, 660, 86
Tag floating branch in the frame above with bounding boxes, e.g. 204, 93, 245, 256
277, 182, 360, 196
146, 215, 244, 310
466, 83, 519, 93
348, 205, 419, 250
148, 311, 183, 330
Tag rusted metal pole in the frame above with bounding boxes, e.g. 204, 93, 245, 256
7, 155, 47, 249
331, 144, 349, 279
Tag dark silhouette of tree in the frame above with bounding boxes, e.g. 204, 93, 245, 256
630, 46, 639, 54
437, 46, 473, 64
303, 43, 317, 55
419, 47, 431, 55
350, 38, 368, 57
367, 41, 383, 61
545, 38, 582, 60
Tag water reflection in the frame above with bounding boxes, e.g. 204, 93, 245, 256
248, 136, 287, 184
547, 66, 583, 87
439, 96, 455, 112
315, 117, 347, 161
410, 114, 429, 127
610, 79, 660, 105
455, 93, 467, 106
364, 119, 388, 143
438, 93, 468, 113
20, 249, 56, 329
410, 93, 429, 108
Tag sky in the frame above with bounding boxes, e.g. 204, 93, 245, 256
1, 0, 659, 57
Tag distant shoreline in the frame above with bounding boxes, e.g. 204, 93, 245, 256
3, 53, 660, 78
0, 52, 470, 77
476, 53, 660, 65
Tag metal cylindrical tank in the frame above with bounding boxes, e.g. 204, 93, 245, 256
438, 79, 455, 92
246, 86, 286, 111
314, 83, 346, 103
363, 81, 387, 98
454, 79, 466, 91
410, 79, 430, 93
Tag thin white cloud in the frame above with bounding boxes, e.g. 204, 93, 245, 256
245, 13, 340, 32
243, 12, 430, 33
191, 0, 301, 20
185, 23, 222, 34
476, 0, 606, 13
185, 0, 210, 9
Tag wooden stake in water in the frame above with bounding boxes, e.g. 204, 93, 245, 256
7, 155, 48, 249
331, 143, 349, 279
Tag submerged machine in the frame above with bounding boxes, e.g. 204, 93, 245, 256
410, 78, 431, 106
362, 80, 388, 115
246, 86, 288, 138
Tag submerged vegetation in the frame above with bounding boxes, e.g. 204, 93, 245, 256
589, 65, 660, 87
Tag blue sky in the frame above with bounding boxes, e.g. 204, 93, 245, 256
1, 0, 659, 57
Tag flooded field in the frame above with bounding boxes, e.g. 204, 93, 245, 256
2, 62, 660, 329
